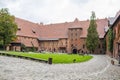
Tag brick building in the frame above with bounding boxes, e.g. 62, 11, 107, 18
8, 17, 108, 54
105, 10, 120, 59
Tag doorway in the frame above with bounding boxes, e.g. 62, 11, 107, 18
72, 49, 77, 54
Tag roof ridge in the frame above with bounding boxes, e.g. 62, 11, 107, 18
15, 17, 37, 25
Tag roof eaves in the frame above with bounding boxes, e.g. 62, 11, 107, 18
39, 38, 59, 41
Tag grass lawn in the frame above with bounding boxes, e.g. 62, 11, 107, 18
4, 51, 93, 64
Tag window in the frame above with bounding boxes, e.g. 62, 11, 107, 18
71, 33, 73, 36
114, 29, 116, 38
66, 41, 67, 44
83, 44, 85, 49
75, 44, 77, 47
77, 29, 79, 31
100, 50, 102, 54
118, 24, 120, 37
18, 28, 21, 31
98, 44, 101, 48
75, 33, 77, 36
75, 29, 77, 31
32, 29, 36, 34
102, 44, 104, 49
71, 44, 73, 47
32, 30, 36, 33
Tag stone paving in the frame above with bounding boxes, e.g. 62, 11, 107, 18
0, 55, 120, 80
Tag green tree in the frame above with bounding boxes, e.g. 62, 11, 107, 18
0, 8, 17, 50
108, 28, 113, 52
86, 11, 99, 53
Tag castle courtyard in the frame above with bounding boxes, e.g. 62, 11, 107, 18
0, 55, 120, 80
0, 0, 120, 80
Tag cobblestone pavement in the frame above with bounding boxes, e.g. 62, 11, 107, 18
0, 55, 120, 80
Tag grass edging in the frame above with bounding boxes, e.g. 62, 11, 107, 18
0, 51, 93, 64
0, 52, 48, 63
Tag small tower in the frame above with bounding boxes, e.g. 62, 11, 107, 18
74, 18, 79, 23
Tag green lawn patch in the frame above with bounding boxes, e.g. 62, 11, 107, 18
4, 51, 93, 64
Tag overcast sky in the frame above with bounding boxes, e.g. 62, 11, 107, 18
0, 0, 120, 24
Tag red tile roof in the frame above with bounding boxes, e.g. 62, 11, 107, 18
15, 18, 40, 38
38, 22, 70, 39
15, 17, 108, 41
79, 18, 108, 38
38, 18, 108, 39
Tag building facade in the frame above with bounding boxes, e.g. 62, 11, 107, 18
8, 17, 108, 54
105, 11, 120, 59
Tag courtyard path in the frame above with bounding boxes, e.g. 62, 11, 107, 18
0, 55, 120, 80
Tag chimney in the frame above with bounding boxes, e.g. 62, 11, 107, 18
40, 22, 43, 25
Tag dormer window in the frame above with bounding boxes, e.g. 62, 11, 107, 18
32, 29, 36, 34
33, 31, 36, 33
18, 28, 21, 31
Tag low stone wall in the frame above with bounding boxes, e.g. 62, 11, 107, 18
0, 52, 48, 63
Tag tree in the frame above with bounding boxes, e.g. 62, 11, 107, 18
0, 8, 17, 50
108, 28, 113, 52
86, 11, 99, 53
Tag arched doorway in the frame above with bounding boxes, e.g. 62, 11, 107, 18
72, 49, 77, 54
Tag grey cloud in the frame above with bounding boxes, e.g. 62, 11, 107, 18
0, 1, 6, 8
0, 0, 119, 24
70, 0, 89, 5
